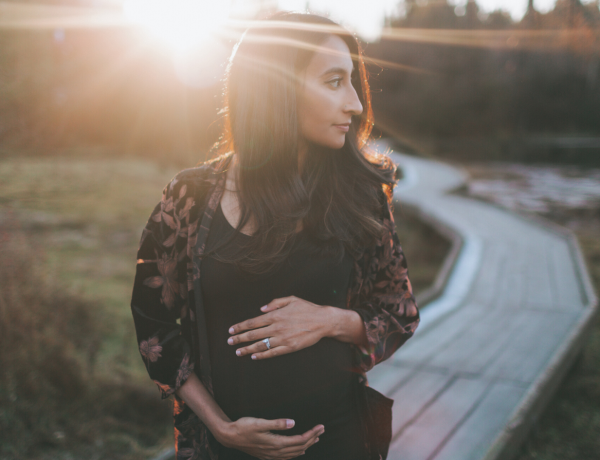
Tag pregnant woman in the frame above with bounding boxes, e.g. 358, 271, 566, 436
130, 11, 419, 460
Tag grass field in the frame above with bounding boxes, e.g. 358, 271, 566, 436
0, 152, 448, 459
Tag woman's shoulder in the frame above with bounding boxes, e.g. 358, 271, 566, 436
162, 151, 233, 199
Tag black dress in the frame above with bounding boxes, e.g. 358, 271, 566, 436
201, 202, 368, 460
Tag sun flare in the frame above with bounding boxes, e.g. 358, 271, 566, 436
122, 0, 231, 53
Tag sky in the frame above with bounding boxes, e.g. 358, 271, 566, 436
277, 0, 598, 41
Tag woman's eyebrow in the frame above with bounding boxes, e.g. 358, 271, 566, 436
320, 67, 355, 77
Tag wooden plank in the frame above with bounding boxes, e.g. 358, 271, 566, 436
427, 303, 517, 374
388, 378, 489, 460
401, 246, 513, 374
464, 243, 505, 307
367, 361, 414, 396
483, 309, 579, 383
389, 370, 452, 435
449, 202, 526, 239
393, 302, 484, 365
433, 382, 526, 460
550, 239, 584, 309
524, 244, 554, 308
499, 241, 528, 310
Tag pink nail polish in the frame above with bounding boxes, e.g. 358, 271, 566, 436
227, 338, 233, 345
261, 305, 268, 311
236, 350, 241, 356
228, 327, 234, 334
251, 355, 257, 360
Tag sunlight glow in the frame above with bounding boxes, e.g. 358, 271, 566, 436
278, 0, 400, 42
122, 0, 231, 52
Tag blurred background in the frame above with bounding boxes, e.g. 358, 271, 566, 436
0, 0, 598, 459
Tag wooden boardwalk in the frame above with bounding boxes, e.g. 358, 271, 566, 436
367, 148, 598, 460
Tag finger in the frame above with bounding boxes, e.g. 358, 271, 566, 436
228, 314, 272, 335
278, 430, 321, 455
257, 418, 296, 432
275, 437, 318, 458
302, 424, 325, 439
262, 432, 316, 450
260, 296, 298, 312
250, 345, 295, 360
235, 336, 277, 357
276, 424, 324, 448
228, 325, 275, 346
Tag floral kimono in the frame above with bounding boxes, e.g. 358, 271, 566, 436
130, 151, 420, 459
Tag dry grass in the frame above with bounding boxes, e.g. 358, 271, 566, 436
393, 204, 452, 297
0, 153, 181, 459
0, 223, 174, 460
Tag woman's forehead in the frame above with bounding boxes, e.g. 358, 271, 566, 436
304, 35, 354, 76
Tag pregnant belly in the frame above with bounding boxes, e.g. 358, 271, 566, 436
211, 337, 357, 435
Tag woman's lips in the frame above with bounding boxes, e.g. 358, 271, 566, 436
333, 124, 350, 132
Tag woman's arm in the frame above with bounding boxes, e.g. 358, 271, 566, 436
227, 297, 367, 360
322, 305, 369, 349
347, 193, 420, 372
130, 177, 197, 399
176, 373, 323, 460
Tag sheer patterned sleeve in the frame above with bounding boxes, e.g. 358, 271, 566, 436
350, 192, 420, 373
130, 177, 196, 399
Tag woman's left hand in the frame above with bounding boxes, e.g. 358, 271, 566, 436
227, 296, 334, 360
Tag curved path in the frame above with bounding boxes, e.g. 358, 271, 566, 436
367, 144, 598, 460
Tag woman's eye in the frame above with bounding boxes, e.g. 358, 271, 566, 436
328, 78, 342, 88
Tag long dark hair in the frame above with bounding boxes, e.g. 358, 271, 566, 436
204, 11, 398, 274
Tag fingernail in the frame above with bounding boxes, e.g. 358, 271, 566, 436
261, 305, 268, 311
227, 338, 234, 345
228, 327, 234, 334
286, 419, 295, 428
251, 355, 257, 360
236, 349, 241, 356
315, 438, 319, 443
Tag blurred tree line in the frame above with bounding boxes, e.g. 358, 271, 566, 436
0, 0, 599, 164
366, 0, 600, 161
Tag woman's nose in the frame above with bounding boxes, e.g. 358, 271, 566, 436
344, 87, 363, 116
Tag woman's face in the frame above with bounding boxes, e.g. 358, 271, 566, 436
296, 35, 364, 150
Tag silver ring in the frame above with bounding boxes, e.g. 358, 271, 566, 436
262, 338, 271, 350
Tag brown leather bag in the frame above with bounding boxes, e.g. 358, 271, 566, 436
355, 376, 394, 460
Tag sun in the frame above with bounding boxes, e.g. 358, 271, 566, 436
122, 0, 231, 53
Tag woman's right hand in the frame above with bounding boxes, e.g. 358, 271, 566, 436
217, 417, 324, 460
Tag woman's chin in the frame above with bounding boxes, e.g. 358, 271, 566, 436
324, 138, 346, 150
